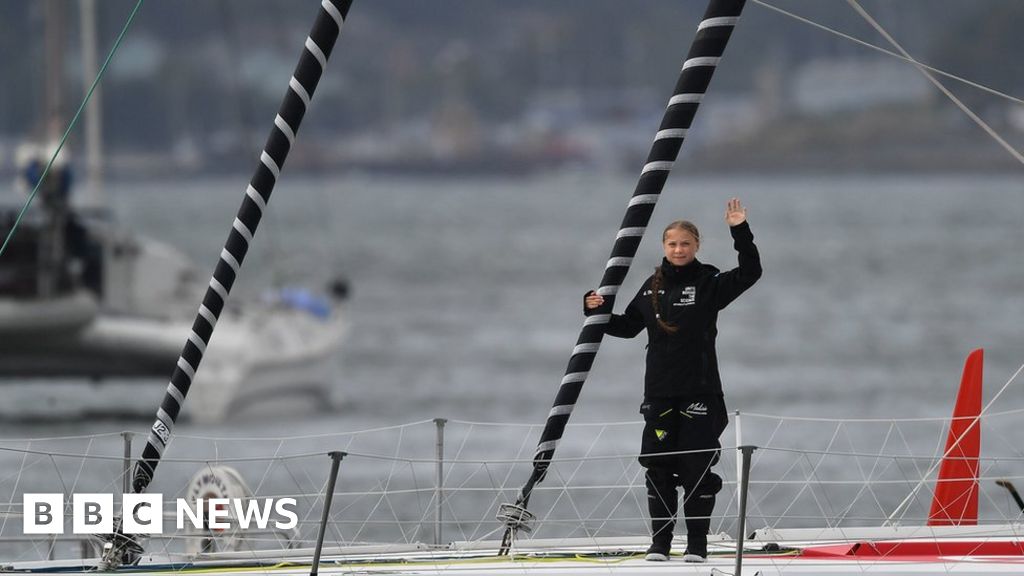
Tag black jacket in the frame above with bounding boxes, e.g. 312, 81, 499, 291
588, 221, 761, 398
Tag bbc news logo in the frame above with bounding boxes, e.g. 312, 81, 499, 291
23, 494, 298, 535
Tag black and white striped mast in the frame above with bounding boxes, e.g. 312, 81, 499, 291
131, 0, 352, 495
498, 0, 746, 555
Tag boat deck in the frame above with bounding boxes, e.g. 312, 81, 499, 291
3, 413, 1024, 575
11, 536, 1024, 575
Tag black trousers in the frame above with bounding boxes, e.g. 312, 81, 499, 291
639, 395, 727, 546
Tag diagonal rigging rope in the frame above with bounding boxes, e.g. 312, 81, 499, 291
751, 0, 1024, 108
0, 0, 146, 259
132, 0, 352, 495
885, 361, 1024, 524
498, 0, 748, 557
845, 0, 1024, 167
751, 0, 1024, 167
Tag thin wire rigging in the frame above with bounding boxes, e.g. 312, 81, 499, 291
0, 0, 147, 258
752, 0, 1024, 108
845, 0, 1024, 166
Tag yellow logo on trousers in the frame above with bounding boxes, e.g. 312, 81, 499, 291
654, 429, 667, 441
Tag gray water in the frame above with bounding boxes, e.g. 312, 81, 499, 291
1, 171, 1023, 554
5, 170, 1024, 433
145, 173, 1024, 416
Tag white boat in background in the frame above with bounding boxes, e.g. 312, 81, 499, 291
0, 149, 349, 423
0, 0, 349, 423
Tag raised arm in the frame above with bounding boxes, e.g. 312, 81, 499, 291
725, 197, 747, 227
713, 198, 762, 309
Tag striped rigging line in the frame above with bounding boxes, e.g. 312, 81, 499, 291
528, 0, 747, 478
132, 0, 351, 494
844, 0, 1024, 167
498, 1, 748, 557
0, 0, 146, 259
751, 0, 1024, 108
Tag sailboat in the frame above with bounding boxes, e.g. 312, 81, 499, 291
0, 0, 349, 423
1, 0, 1022, 574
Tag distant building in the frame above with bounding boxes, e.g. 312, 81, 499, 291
792, 58, 932, 115
694, 95, 764, 147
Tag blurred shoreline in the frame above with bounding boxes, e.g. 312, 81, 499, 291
4, 1, 1023, 183
3, 130, 1019, 183
1, 171, 1021, 431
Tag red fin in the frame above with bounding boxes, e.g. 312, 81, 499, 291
928, 349, 983, 526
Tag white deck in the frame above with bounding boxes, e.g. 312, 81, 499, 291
12, 537, 1024, 576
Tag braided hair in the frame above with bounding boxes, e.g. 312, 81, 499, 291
651, 220, 700, 335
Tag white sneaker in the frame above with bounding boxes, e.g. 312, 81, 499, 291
645, 552, 669, 562
681, 552, 706, 563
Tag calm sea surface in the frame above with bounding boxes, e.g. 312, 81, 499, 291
4, 170, 1024, 433
1, 171, 1022, 549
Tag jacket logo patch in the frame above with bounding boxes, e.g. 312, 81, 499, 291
673, 286, 696, 307
684, 402, 708, 417
654, 428, 668, 441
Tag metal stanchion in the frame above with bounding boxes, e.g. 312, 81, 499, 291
311, 451, 345, 576
121, 432, 132, 496
734, 445, 756, 576
434, 418, 447, 546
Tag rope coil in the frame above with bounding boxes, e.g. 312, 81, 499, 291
496, 503, 536, 534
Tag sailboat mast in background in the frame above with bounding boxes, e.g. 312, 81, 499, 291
80, 0, 104, 208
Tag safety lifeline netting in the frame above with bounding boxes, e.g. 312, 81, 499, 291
1, 409, 1022, 563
